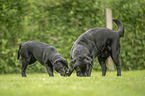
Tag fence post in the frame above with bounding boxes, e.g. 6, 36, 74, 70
105, 8, 115, 70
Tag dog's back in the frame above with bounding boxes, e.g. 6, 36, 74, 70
17, 41, 50, 62
71, 19, 124, 58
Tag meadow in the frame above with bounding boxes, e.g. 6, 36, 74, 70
0, 70, 145, 96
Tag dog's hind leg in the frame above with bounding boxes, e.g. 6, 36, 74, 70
98, 57, 107, 76
21, 59, 29, 77
111, 40, 121, 76
21, 51, 32, 77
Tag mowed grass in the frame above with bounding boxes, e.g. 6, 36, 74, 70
0, 70, 145, 96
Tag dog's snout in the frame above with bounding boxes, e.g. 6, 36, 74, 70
59, 68, 68, 76
77, 72, 89, 77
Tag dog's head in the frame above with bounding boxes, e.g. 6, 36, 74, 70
68, 55, 93, 77
53, 58, 68, 76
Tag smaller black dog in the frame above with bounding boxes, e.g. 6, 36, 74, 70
17, 41, 68, 77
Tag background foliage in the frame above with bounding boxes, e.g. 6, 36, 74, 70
0, 0, 144, 74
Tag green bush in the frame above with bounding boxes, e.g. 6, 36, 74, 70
0, 0, 144, 74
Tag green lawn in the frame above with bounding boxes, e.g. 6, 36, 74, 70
0, 70, 145, 96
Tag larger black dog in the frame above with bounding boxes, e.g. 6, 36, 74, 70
67, 19, 124, 77
17, 41, 68, 77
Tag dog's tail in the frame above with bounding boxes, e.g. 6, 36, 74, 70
17, 43, 22, 60
113, 19, 124, 37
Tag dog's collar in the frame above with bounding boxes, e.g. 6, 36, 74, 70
52, 58, 63, 65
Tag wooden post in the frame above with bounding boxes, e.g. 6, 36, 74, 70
106, 8, 115, 70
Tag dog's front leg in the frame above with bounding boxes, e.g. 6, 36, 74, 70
98, 57, 107, 76
88, 62, 93, 76
44, 63, 54, 77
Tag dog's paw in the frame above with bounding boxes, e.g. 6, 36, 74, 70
117, 74, 121, 76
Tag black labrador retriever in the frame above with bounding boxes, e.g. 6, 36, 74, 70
67, 19, 124, 77
17, 41, 68, 77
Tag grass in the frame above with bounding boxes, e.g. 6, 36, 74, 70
0, 70, 145, 96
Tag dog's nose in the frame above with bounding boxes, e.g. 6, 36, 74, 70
65, 71, 71, 76
66, 71, 69, 75
85, 73, 88, 76
78, 73, 89, 77
60, 73, 65, 76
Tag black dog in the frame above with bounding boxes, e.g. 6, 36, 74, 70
67, 19, 124, 77
17, 41, 68, 77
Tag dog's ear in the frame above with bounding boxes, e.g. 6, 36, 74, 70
86, 56, 93, 62
53, 59, 60, 65
61, 58, 68, 69
53, 58, 68, 68
84, 56, 93, 67
69, 58, 76, 69
70, 58, 78, 69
